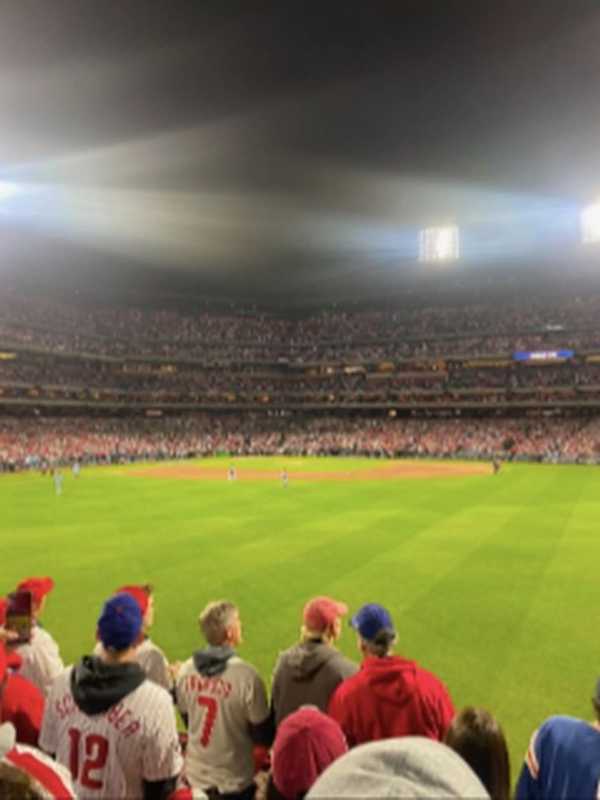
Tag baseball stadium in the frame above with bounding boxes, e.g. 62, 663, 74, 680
2, 4, 600, 799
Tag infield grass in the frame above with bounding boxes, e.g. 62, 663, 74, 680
2, 456, 599, 779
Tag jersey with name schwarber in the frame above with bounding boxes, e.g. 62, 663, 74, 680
40, 657, 182, 800
176, 647, 269, 794
516, 715, 600, 800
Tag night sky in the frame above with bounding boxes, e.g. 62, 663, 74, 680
1, 1, 600, 305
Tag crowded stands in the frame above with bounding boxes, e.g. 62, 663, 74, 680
2, 293, 600, 475
1, 415, 599, 472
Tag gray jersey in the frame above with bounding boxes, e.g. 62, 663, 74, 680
40, 667, 182, 799
176, 656, 269, 793
16, 626, 64, 696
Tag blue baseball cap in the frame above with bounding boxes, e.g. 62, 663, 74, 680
98, 593, 142, 651
350, 603, 395, 641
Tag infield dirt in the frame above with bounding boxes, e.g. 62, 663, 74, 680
128, 460, 491, 481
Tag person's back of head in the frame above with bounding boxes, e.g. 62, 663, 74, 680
272, 707, 347, 800
445, 707, 510, 800
350, 603, 397, 658
0, 762, 40, 800
306, 737, 489, 798
199, 600, 240, 647
301, 597, 348, 645
97, 592, 143, 661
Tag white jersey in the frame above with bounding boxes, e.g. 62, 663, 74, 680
93, 637, 173, 690
3, 741, 77, 799
16, 626, 64, 696
40, 666, 182, 799
176, 655, 269, 793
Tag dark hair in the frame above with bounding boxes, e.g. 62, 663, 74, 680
362, 628, 396, 657
445, 707, 510, 800
0, 762, 42, 800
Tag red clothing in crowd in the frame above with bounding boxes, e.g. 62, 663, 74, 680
1, 672, 45, 747
327, 655, 454, 747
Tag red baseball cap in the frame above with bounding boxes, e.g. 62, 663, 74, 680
272, 707, 347, 799
0, 597, 6, 625
16, 577, 54, 606
303, 596, 348, 632
115, 585, 151, 617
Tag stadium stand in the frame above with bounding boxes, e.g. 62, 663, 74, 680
3, 291, 600, 468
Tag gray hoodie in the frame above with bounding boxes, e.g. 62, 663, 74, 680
307, 737, 490, 799
271, 639, 357, 727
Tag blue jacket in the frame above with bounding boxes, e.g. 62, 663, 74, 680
516, 715, 600, 800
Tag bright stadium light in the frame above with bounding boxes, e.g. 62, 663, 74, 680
0, 181, 19, 201
419, 225, 459, 262
581, 203, 600, 244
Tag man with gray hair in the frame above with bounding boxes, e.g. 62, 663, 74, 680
176, 601, 272, 800
327, 603, 455, 747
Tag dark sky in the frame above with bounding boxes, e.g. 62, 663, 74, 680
1, 1, 600, 306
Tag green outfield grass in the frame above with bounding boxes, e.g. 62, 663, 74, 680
2, 456, 599, 778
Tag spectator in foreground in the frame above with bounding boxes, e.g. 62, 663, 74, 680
445, 706, 510, 800
264, 706, 347, 800
0, 719, 76, 799
40, 593, 182, 799
94, 583, 173, 690
306, 737, 489, 798
11, 578, 64, 696
176, 600, 272, 800
0, 630, 45, 747
515, 678, 600, 800
327, 603, 454, 746
271, 596, 357, 727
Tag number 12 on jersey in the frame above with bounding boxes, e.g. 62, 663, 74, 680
68, 728, 109, 789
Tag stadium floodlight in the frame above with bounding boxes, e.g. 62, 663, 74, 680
419, 225, 459, 262
0, 181, 19, 201
581, 203, 600, 245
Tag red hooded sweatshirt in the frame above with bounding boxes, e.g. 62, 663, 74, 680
327, 655, 454, 747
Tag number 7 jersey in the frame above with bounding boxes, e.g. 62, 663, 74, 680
40, 664, 182, 799
176, 654, 269, 794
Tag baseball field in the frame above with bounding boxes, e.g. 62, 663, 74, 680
2, 455, 599, 777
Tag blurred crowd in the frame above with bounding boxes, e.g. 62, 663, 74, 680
0, 415, 598, 471
2, 290, 600, 363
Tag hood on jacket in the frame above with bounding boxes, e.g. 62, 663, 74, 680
287, 640, 341, 681
360, 656, 421, 708
193, 646, 235, 676
70, 655, 146, 715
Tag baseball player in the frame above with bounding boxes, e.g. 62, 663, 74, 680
72, 461, 81, 479
11, 577, 64, 697
94, 584, 173, 690
176, 600, 272, 798
40, 593, 182, 799
0, 720, 76, 799
227, 465, 237, 482
280, 468, 289, 489
52, 470, 63, 497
